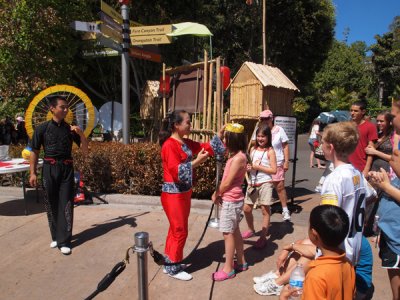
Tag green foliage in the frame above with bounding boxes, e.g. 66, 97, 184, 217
370, 16, 400, 106
0, 97, 27, 119
320, 87, 357, 111
312, 40, 370, 98
72, 142, 217, 198
0, 0, 93, 102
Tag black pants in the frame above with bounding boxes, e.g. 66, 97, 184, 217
42, 162, 75, 248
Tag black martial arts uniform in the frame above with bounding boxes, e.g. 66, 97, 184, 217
32, 120, 81, 248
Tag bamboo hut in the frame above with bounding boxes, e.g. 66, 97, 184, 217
229, 62, 299, 120
140, 80, 161, 142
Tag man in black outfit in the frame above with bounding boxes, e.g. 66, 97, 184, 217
29, 96, 88, 255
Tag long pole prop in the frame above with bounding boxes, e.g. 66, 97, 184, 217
121, 3, 130, 144
262, 0, 266, 65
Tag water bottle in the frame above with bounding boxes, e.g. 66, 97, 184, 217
288, 264, 305, 300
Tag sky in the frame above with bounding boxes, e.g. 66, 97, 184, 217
333, 0, 399, 46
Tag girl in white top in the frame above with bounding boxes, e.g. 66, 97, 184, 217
242, 125, 277, 249
308, 119, 324, 168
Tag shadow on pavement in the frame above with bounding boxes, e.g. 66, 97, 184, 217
0, 190, 45, 216
184, 240, 225, 274
71, 212, 149, 248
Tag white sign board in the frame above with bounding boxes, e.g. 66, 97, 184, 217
274, 116, 297, 161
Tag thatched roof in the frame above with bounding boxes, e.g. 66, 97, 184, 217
231, 62, 299, 92
142, 80, 160, 98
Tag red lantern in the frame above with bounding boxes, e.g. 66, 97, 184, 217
159, 74, 171, 95
220, 66, 231, 90
118, 0, 130, 4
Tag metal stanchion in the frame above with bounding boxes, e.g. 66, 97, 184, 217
134, 232, 149, 300
208, 154, 223, 228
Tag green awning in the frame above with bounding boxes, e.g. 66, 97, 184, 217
168, 22, 213, 37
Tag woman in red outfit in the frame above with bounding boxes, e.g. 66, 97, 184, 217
159, 110, 225, 281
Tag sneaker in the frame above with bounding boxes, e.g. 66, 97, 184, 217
163, 264, 188, 274
253, 271, 279, 284
253, 279, 284, 296
60, 247, 71, 255
167, 270, 192, 281
282, 210, 291, 221
241, 230, 255, 239
50, 241, 57, 248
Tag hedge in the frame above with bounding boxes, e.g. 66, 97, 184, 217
4, 142, 218, 199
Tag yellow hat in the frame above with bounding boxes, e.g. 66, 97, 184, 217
225, 123, 244, 133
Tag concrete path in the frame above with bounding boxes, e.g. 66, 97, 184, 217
0, 186, 391, 300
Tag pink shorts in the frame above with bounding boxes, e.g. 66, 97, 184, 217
271, 165, 285, 182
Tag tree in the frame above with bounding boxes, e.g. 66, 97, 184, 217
0, 0, 93, 102
312, 40, 369, 98
370, 16, 400, 106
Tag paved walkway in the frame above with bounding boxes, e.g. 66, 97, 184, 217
0, 187, 391, 299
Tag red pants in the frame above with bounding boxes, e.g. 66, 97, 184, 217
161, 190, 192, 262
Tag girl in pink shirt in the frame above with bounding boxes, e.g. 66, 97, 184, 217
211, 123, 248, 281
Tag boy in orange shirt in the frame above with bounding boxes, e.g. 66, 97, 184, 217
279, 205, 355, 300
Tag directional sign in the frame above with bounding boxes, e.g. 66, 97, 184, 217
82, 48, 120, 58
130, 25, 172, 36
71, 21, 100, 33
101, 0, 122, 23
129, 47, 162, 63
100, 0, 142, 27
130, 35, 172, 45
100, 24, 122, 43
97, 35, 122, 52
81, 32, 98, 40
99, 12, 121, 32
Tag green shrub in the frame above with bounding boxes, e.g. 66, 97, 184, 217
72, 142, 217, 199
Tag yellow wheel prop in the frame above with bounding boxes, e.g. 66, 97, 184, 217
25, 85, 95, 139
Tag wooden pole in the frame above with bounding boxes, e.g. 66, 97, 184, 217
194, 68, 200, 142
162, 63, 166, 118
203, 50, 208, 132
213, 91, 217, 132
216, 57, 221, 131
207, 62, 214, 141
262, 0, 266, 65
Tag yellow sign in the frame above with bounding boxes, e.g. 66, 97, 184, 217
130, 25, 172, 36
101, 0, 142, 27
130, 35, 172, 45
100, 24, 122, 43
101, 0, 122, 23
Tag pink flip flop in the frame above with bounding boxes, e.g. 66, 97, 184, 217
234, 262, 249, 272
212, 270, 236, 281
241, 230, 255, 239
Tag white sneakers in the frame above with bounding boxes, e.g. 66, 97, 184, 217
60, 247, 71, 255
50, 241, 71, 255
167, 271, 192, 281
254, 279, 284, 296
282, 210, 291, 221
253, 270, 279, 284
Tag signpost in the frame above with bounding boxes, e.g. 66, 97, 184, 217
82, 48, 120, 58
129, 47, 161, 63
97, 35, 122, 52
100, 0, 123, 24
130, 24, 172, 36
274, 116, 298, 204
100, 24, 122, 43
71, 21, 100, 33
99, 11, 122, 32
130, 35, 171, 45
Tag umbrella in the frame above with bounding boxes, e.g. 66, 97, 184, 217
317, 110, 350, 124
